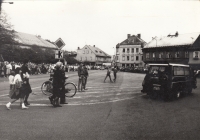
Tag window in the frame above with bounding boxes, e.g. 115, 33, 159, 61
136, 56, 139, 61
85, 57, 87, 60
142, 56, 143, 60
174, 66, 184, 75
122, 56, 125, 61
136, 48, 139, 53
166, 52, 172, 58
132, 48, 134, 53
193, 51, 199, 58
131, 56, 134, 61
175, 52, 180, 58
185, 51, 189, 58
159, 52, 163, 58
99, 51, 102, 53
146, 53, 150, 59
80, 57, 82, 61
123, 48, 125, 53
86, 50, 89, 54
152, 52, 155, 58
116, 48, 119, 53
184, 67, 190, 75
127, 56, 129, 61
116, 56, 118, 60
90, 57, 92, 60
83, 51, 85, 54
95, 50, 98, 53
127, 48, 130, 53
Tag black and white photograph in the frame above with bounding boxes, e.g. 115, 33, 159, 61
1, 0, 200, 139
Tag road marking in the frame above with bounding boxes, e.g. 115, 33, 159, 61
0, 97, 135, 106
0, 94, 8, 97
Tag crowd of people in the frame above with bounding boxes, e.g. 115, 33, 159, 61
0, 61, 93, 78
3, 60, 118, 110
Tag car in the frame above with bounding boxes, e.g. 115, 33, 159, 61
100, 66, 105, 70
141, 63, 197, 100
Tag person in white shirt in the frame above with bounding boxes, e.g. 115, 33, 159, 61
6, 68, 28, 110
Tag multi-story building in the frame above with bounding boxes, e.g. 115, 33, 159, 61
142, 32, 200, 69
115, 34, 146, 68
76, 45, 111, 65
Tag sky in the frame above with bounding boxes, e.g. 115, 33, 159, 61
1, 0, 200, 55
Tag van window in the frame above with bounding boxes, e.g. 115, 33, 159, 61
149, 66, 168, 74
184, 67, 190, 75
174, 66, 185, 75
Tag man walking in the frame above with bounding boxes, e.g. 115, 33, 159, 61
104, 67, 113, 83
77, 63, 85, 92
83, 64, 89, 90
113, 66, 118, 82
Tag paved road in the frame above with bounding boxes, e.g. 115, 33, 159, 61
1, 70, 200, 140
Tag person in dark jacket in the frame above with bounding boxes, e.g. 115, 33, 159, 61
77, 63, 85, 92
51, 62, 66, 107
113, 66, 118, 82
83, 64, 89, 90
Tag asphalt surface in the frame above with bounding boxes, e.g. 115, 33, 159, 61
0, 70, 200, 140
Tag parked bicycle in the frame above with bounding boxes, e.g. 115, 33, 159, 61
41, 75, 77, 97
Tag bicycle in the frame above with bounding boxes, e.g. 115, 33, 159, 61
41, 75, 77, 97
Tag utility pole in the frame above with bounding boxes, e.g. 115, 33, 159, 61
0, 0, 14, 13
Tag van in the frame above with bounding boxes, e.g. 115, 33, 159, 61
141, 63, 197, 100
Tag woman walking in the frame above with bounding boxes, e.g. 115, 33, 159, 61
6, 68, 28, 110
21, 61, 32, 106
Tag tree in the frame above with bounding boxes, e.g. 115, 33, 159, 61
0, 10, 16, 47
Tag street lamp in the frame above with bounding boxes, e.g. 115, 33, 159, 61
0, 1, 14, 13
2, 2, 13, 4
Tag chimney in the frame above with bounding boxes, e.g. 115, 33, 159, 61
127, 34, 131, 39
93, 45, 95, 47
77, 47, 80, 50
175, 31, 178, 37
137, 34, 141, 39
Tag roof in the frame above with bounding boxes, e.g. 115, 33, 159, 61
118, 35, 146, 46
85, 45, 111, 58
14, 32, 57, 49
144, 32, 200, 49
149, 63, 189, 67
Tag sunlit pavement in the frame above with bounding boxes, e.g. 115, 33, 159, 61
1, 71, 200, 140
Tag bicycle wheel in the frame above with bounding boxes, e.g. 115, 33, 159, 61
64, 82, 77, 97
41, 81, 53, 96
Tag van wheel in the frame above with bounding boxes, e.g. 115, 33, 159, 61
150, 92, 157, 99
161, 93, 168, 101
187, 88, 192, 94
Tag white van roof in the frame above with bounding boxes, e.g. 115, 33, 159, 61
148, 63, 189, 67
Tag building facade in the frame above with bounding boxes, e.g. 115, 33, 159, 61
76, 45, 111, 65
143, 32, 200, 69
115, 34, 146, 68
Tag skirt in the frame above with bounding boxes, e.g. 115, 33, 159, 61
9, 85, 20, 99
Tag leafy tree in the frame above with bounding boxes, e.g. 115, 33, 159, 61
0, 11, 16, 46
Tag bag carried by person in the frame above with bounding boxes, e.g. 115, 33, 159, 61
15, 79, 22, 89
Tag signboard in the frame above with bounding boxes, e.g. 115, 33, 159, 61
54, 38, 65, 50
55, 50, 63, 59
